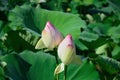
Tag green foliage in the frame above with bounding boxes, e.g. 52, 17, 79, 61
8, 4, 86, 39
0, 66, 5, 80
95, 56, 120, 74
20, 50, 56, 80
0, 0, 120, 80
66, 60, 99, 80
108, 0, 120, 11
112, 45, 120, 59
108, 25, 120, 43
19, 50, 99, 80
1, 53, 31, 80
4, 30, 39, 52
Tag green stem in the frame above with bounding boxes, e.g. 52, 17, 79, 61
54, 74, 59, 80
64, 65, 67, 80
54, 48, 59, 80
55, 53, 59, 65
52, 48, 59, 65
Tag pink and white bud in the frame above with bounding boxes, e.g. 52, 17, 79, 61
41, 21, 63, 50
58, 34, 76, 65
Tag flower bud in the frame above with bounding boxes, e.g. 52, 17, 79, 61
58, 34, 76, 65
35, 21, 63, 50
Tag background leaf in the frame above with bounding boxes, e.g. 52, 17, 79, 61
112, 45, 120, 60
20, 50, 100, 80
1, 53, 31, 80
8, 4, 86, 39
4, 30, 39, 52
96, 56, 120, 74
66, 60, 100, 80
0, 66, 5, 80
20, 50, 56, 80
107, 25, 120, 43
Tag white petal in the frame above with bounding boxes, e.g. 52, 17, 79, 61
54, 63, 64, 75
42, 29, 53, 49
35, 38, 46, 49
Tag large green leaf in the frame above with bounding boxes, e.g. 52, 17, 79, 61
20, 50, 56, 80
8, 4, 40, 34
35, 8, 86, 39
107, 25, 120, 43
96, 56, 120, 74
79, 31, 99, 42
66, 60, 100, 80
8, 4, 86, 39
4, 30, 39, 52
20, 51, 99, 80
112, 45, 120, 59
88, 23, 111, 36
20, 51, 100, 80
0, 53, 31, 80
79, 30, 108, 49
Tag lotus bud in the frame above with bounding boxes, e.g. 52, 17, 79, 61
58, 34, 76, 65
35, 21, 63, 50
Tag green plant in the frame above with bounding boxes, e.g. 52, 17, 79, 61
0, 0, 120, 80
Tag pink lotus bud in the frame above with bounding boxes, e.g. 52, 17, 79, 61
41, 21, 63, 50
58, 34, 76, 65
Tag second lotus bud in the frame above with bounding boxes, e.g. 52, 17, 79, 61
58, 34, 76, 65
